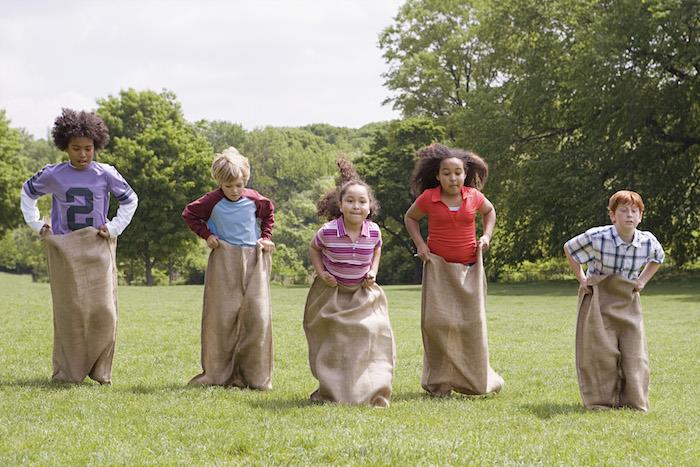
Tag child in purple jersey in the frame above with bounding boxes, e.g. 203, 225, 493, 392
182, 147, 275, 388
21, 109, 138, 236
303, 158, 395, 407
18, 109, 137, 384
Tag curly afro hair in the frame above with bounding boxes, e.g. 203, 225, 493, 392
52, 108, 110, 151
316, 155, 380, 221
410, 143, 489, 195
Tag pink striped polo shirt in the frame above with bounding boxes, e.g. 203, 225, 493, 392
314, 216, 382, 285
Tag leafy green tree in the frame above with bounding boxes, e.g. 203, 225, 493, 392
0, 111, 28, 234
0, 227, 47, 280
242, 127, 337, 205
380, 0, 700, 270
97, 89, 213, 285
380, 0, 495, 117
20, 134, 63, 173
195, 120, 247, 153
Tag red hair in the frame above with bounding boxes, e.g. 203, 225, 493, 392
608, 190, 645, 214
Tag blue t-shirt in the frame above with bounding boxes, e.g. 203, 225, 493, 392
207, 197, 259, 247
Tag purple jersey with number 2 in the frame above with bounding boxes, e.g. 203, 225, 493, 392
23, 161, 135, 235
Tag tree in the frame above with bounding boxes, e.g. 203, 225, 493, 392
242, 127, 337, 205
380, 0, 496, 117
0, 110, 28, 234
380, 0, 700, 270
97, 89, 213, 285
195, 120, 247, 153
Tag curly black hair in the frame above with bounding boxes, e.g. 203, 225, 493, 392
317, 155, 380, 221
410, 143, 489, 196
52, 108, 110, 151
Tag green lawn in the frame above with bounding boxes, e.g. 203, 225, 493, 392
1, 272, 698, 464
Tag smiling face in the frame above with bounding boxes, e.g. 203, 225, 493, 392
221, 176, 246, 201
66, 136, 95, 170
436, 157, 466, 196
340, 183, 370, 227
609, 202, 642, 237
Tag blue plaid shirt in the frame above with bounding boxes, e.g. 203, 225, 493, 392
564, 225, 664, 280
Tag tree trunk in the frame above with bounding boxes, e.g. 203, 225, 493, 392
145, 259, 154, 286
143, 242, 154, 286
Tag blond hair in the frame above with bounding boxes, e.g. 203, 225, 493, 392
608, 190, 645, 214
211, 147, 250, 184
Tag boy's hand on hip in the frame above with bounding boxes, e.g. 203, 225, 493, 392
259, 238, 275, 252
633, 280, 645, 293
578, 278, 592, 295
206, 235, 220, 249
363, 272, 376, 288
97, 224, 111, 238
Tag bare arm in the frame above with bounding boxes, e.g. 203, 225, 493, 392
478, 197, 496, 251
565, 247, 589, 292
363, 246, 381, 287
635, 262, 660, 292
309, 239, 337, 287
404, 201, 429, 262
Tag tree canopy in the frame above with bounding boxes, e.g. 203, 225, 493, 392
97, 89, 214, 285
380, 0, 700, 267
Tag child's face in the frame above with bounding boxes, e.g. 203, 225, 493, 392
609, 202, 642, 233
340, 184, 370, 226
66, 136, 95, 170
437, 157, 466, 195
221, 176, 246, 201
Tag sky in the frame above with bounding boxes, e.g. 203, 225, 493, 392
0, 0, 404, 139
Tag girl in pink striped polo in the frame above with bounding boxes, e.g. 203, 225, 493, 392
303, 173, 396, 407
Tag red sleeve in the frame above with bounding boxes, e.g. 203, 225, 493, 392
472, 189, 485, 210
415, 189, 432, 214
182, 190, 224, 240
243, 189, 275, 239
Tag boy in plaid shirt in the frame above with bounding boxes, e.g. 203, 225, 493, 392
564, 190, 664, 291
564, 190, 664, 411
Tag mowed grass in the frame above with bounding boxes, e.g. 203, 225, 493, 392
0, 272, 698, 464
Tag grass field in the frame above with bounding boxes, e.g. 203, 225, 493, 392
1, 272, 698, 464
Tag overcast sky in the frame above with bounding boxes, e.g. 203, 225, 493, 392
0, 0, 404, 139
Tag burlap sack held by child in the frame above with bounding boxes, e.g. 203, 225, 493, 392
189, 242, 273, 389
421, 248, 504, 396
43, 227, 118, 384
576, 273, 649, 411
303, 278, 395, 407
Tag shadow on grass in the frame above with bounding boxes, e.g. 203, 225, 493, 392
122, 383, 200, 394
0, 377, 92, 390
246, 397, 316, 411
521, 402, 586, 419
392, 390, 501, 403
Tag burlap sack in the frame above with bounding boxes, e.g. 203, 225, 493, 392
421, 249, 504, 396
42, 227, 118, 384
189, 242, 273, 389
576, 274, 649, 411
303, 278, 395, 407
